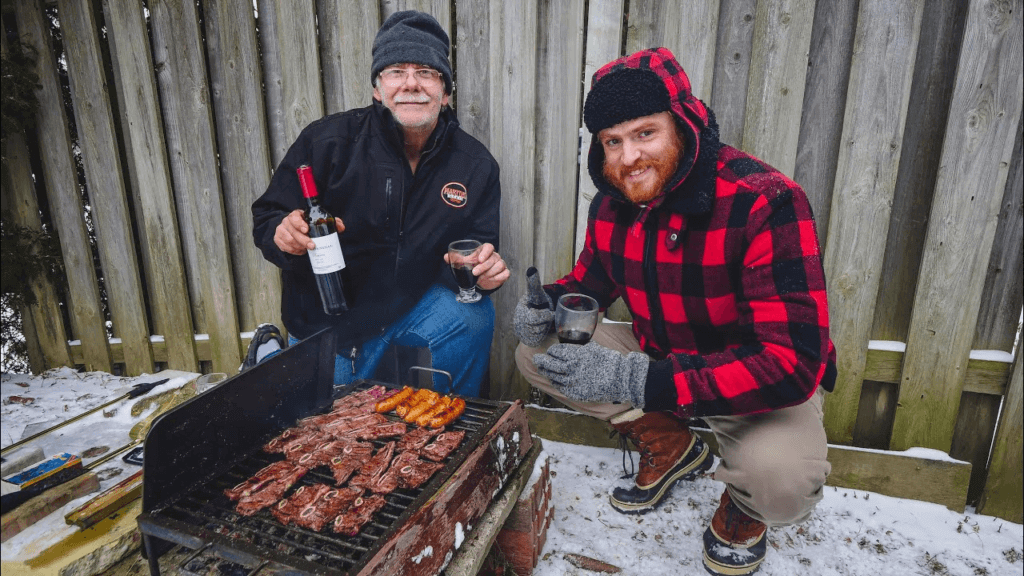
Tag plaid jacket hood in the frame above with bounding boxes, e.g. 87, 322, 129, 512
555, 48, 836, 418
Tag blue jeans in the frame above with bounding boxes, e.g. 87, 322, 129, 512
288, 283, 494, 396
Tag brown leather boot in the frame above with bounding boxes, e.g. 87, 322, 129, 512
608, 409, 711, 514
702, 489, 767, 575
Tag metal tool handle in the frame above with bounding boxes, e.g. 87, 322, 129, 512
407, 366, 453, 390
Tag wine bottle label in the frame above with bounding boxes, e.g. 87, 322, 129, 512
309, 233, 346, 273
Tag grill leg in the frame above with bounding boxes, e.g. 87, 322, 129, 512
142, 535, 163, 576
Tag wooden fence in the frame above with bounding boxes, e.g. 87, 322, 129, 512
2, 0, 1021, 520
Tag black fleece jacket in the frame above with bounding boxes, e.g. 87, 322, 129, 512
252, 102, 501, 350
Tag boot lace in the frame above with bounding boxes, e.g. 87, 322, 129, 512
609, 429, 636, 479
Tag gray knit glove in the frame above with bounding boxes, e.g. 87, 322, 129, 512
533, 342, 648, 408
512, 267, 554, 347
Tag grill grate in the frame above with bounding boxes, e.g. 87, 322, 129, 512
138, 378, 507, 575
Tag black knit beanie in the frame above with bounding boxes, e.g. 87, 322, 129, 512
371, 11, 453, 94
583, 68, 672, 134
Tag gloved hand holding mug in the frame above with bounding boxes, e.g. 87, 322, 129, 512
533, 341, 648, 408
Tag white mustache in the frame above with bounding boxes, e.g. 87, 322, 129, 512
394, 95, 431, 104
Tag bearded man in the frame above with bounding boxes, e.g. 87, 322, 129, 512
514, 48, 837, 576
251, 11, 508, 394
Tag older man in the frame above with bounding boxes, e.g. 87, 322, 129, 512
251, 11, 508, 395
514, 48, 836, 575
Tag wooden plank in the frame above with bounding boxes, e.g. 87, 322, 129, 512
852, 380, 897, 449
148, 0, 242, 374
16, 1, 110, 373
710, 0, 757, 147
485, 0, 538, 401
257, 0, 324, 167
950, 391, 1001, 505
977, 349, 1023, 522
573, 0, 624, 260
528, 406, 971, 511
792, 0, 859, 238
103, 0, 198, 373
821, 0, 924, 445
826, 446, 971, 512
56, 0, 154, 376
533, 0, 585, 285
972, 124, 1023, 350
890, 0, 1023, 452
0, 24, 72, 373
869, 1, 969, 342
318, 0, 379, 115
453, 0, 490, 144
203, 0, 282, 334
860, 347, 1012, 396
382, 0, 452, 36
742, 0, 816, 176
0, 472, 99, 543
625, 0, 719, 102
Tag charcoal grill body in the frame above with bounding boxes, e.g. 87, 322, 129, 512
136, 328, 532, 575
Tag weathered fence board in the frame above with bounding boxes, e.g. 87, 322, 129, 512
203, 0, 282, 335
483, 0, 539, 400
573, 0, 624, 259
0, 69, 71, 372
891, 0, 1023, 452
533, 0, 585, 283
742, 0, 816, 176
383, 0, 451, 35
258, 0, 324, 167
792, 0, 859, 236
855, 0, 969, 450
148, 0, 242, 375
15, 0, 111, 373
56, 0, 154, 375
625, 0, 719, 103
319, 0, 379, 115
710, 0, 756, 147
977, 349, 1023, 522
103, 0, 198, 373
453, 0, 490, 144
822, 0, 924, 445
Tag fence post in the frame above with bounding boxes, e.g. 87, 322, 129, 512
977, 349, 1023, 522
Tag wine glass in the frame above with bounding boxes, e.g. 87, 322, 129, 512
555, 293, 599, 344
448, 240, 483, 304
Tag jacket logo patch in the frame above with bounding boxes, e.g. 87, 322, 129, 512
441, 182, 468, 208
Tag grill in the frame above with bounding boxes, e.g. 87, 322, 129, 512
136, 329, 532, 575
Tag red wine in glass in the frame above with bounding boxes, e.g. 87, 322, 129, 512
448, 240, 483, 303
558, 329, 593, 345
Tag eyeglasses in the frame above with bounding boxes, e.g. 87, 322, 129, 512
379, 68, 442, 85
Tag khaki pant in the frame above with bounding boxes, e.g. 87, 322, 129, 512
516, 322, 831, 527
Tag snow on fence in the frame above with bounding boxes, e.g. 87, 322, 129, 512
3, 0, 1021, 521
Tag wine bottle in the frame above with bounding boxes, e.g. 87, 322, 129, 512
296, 165, 348, 315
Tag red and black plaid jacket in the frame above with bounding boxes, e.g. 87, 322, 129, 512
547, 48, 837, 418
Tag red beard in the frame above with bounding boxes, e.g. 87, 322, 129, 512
602, 134, 683, 204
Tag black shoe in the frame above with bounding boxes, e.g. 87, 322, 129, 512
609, 433, 712, 514
241, 323, 284, 370
702, 489, 768, 575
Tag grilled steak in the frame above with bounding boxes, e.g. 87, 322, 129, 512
294, 439, 351, 470
421, 430, 466, 462
396, 425, 444, 452
356, 421, 408, 441
294, 486, 364, 532
328, 441, 375, 485
271, 483, 329, 525
349, 441, 396, 490
234, 462, 307, 516
332, 385, 389, 411
321, 413, 387, 440
225, 461, 299, 501
392, 452, 445, 489
332, 494, 388, 536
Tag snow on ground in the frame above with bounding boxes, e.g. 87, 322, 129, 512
534, 441, 1023, 576
2, 370, 1022, 575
